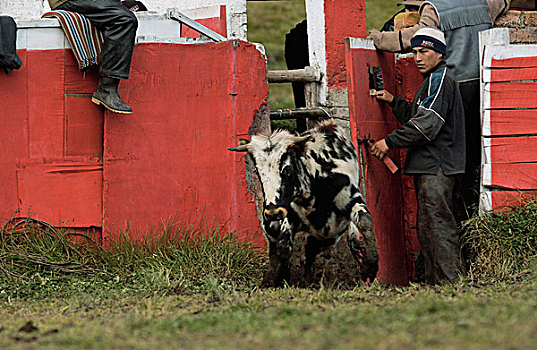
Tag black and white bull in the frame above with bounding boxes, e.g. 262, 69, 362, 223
230, 119, 379, 287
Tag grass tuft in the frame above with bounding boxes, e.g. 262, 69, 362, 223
462, 195, 537, 281
0, 217, 266, 300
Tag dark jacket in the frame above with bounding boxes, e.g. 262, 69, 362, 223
427, 0, 492, 82
0, 16, 22, 74
385, 62, 465, 176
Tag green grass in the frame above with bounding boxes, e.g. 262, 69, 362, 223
1, 195, 537, 349
1, 277, 536, 349
462, 195, 537, 281
0, 217, 265, 300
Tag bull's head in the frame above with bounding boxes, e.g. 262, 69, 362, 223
229, 131, 312, 222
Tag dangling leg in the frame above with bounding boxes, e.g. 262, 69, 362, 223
349, 201, 379, 282
92, 76, 133, 114
57, 0, 138, 114
261, 220, 293, 288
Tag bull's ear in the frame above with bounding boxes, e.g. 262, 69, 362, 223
291, 134, 314, 155
228, 138, 250, 152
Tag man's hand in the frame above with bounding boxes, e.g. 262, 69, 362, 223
371, 139, 390, 160
367, 29, 381, 42
372, 90, 394, 104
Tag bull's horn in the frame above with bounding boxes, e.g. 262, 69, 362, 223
228, 138, 250, 152
228, 145, 248, 152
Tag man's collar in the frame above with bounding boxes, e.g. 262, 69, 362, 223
422, 61, 446, 78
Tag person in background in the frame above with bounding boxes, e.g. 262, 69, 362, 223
380, 0, 423, 33
47, 0, 138, 114
368, 0, 509, 222
371, 28, 466, 284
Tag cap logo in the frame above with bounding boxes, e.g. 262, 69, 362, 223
421, 40, 435, 48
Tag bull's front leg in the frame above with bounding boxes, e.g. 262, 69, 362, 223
349, 202, 379, 282
261, 219, 293, 288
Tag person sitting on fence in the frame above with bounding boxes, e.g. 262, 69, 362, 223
47, 0, 138, 115
371, 28, 466, 284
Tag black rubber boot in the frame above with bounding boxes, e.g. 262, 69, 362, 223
92, 76, 133, 114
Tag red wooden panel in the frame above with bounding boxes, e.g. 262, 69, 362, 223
488, 190, 537, 209
483, 109, 537, 136
17, 159, 103, 227
483, 163, 537, 190
491, 56, 537, 68
346, 42, 409, 285
0, 49, 29, 223
64, 51, 99, 93
394, 57, 422, 281
65, 96, 104, 156
181, 6, 227, 39
485, 82, 537, 109
27, 50, 65, 158
103, 42, 267, 246
487, 66, 537, 82
485, 136, 537, 163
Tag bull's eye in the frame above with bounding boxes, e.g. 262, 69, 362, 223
281, 166, 292, 178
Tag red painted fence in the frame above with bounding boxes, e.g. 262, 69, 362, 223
481, 43, 537, 209
0, 40, 268, 246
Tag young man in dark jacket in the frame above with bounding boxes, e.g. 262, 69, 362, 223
369, 0, 510, 221
48, 0, 138, 114
371, 27, 466, 284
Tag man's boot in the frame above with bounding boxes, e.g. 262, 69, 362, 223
92, 76, 133, 114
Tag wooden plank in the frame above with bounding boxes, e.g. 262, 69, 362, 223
490, 56, 537, 68
482, 163, 537, 190
481, 190, 537, 211
483, 44, 537, 68
483, 136, 537, 163
482, 109, 537, 136
17, 160, 103, 227
484, 82, 537, 109
267, 67, 321, 83
0, 49, 29, 224
27, 50, 65, 158
65, 96, 104, 157
483, 66, 537, 83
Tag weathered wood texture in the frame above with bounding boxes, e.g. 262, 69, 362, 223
345, 38, 409, 285
267, 67, 321, 83
483, 163, 537, 189
484, 82, 537, 109
0, 41, 269, 246
482, 110, 537, 136
481, 41, 537, 209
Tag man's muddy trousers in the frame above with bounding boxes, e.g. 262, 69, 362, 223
56, 0, 138, 79
414, 168, 466, 284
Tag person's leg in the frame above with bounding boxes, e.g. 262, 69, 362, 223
414, 169, 466, 284
57, 0, 137, 114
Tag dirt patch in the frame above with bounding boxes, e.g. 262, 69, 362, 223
288, 231, 362, 288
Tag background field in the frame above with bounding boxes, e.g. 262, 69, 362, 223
247, 0, 400, 108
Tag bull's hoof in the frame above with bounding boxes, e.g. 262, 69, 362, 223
261, 273, 288, 288
361, 252, 379, 283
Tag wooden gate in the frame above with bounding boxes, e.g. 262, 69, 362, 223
345, 38, 423, 285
